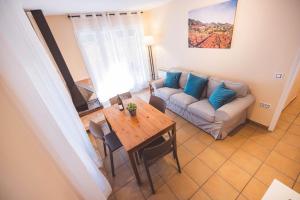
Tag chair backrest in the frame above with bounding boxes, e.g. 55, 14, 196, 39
142, 135, 175, 163
109, 96, 118, 105
149, 95, 166, 113
89, 121, 105, 140
119, 91, 132, 99
109, 91, 132, 105
104, 116, 113, 132
77, 86, 94, 101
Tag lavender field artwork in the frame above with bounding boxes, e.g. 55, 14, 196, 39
188, 0, 238, 48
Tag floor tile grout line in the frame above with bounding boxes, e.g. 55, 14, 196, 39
236, 140, 279, 199
211, 135, 259, 199
175, 128, 215, 168
246, 105, 300, 196
292, 173, 300, 189
194, 147, 237, 199
169, 128, 220, 199
166, 131, 218, 199
164, 183, 180, 200
263, 161, 298, 182
282, 110, 300, 190
281, 106, 300, 132
143, 154, 179, 200
108, 163, 135, 194
107, 96, 300, 199
152, 166, 181, 200
182, 131, 244, 200
235, 110, 300, 199
203, 126, 272, 199
137, 112, 190, 199
180, 151, 214, 198
109, 127, 274, 199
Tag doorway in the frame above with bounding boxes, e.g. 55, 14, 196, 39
269, 49, 300, 131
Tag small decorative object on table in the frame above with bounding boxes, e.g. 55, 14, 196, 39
127, 102, 137, 116
117, 95, 124, 111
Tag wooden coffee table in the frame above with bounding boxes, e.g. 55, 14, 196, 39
102, 97, 176, 185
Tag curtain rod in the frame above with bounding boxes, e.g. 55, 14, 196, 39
68, 11, 143, 18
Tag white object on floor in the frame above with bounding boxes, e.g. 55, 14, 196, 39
262, 179, 300, 200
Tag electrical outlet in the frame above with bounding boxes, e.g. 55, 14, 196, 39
259, 102, 271, 109
275, 73, 284, 79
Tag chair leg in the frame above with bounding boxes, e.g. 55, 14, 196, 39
103, 141, 107, 157
174, 150, 181, 173
109, 151, 115, 177
172, 149, 176, 159
168, 131, 172, 138
135, 152, 140, 165
144, 162, 155, 194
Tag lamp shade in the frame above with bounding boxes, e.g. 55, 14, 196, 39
144, 35, 154, 46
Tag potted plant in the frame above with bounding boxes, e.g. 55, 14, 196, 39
127, 102, 137, 116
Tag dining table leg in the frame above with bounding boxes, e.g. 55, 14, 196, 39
128, 151, 141, 185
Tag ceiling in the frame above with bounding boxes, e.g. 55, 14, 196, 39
22, 0, 172, 15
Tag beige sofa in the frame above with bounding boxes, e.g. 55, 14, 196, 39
151, 69, 255, 139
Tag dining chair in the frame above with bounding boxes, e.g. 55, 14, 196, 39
109, 91, 132, 105
136, 95, 169, 163
89, 121, 122, 176
149, 95, 166, 113
149, 95, 172, 138
142, 134, 181, 194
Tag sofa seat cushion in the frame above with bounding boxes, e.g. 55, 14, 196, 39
155, 87, 182, 101
170, 92, 198, 109
187, 99, 215, 122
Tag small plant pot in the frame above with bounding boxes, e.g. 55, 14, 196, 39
127, 102, 137, 117
128, 109, 137, 117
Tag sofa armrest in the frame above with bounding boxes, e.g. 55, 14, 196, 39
151, 78, 165, 90
215, 94, 255, 121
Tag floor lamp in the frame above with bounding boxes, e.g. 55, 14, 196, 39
144, 36, 155, 80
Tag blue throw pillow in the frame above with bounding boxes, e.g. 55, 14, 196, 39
184, 73, 208, 99
164, 72, 182, 89
209, 83, 236, 110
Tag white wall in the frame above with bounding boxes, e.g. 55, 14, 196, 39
144, 0, 300, 126
0, 84, 81, 200
46, 15, 90, 82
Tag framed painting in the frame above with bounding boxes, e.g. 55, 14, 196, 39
188, 0, 238, 48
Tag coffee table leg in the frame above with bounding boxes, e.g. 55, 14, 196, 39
128, 151, 141, 185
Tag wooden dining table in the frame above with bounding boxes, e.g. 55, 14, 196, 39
102, 97, 176, 185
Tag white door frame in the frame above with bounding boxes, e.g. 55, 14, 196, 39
269, 49, 300, 131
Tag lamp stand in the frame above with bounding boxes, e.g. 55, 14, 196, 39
147, 45, 155, 80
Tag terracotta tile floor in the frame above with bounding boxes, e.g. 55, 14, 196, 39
90, 91, 300, 200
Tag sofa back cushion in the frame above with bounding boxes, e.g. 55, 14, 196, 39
192, 71, 209, 97
184, 73, 208, 99
164, 72, 182, 89
169, 68, 209, 91
169, 68, 189, 88
207, 77, 249, 98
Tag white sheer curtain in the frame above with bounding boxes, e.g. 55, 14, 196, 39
72, 13, 150, 101
0, 0, 111, 199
